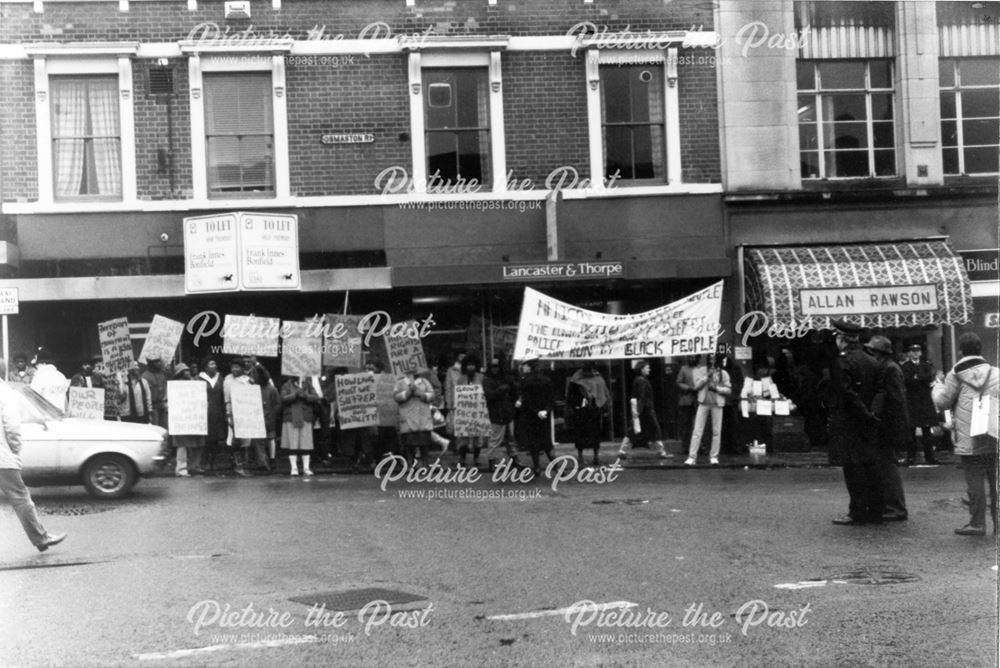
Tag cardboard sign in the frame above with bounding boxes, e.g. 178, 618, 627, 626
374, 373, 399, 427
774, 399, 791, 416
735, 345, 753, 361
453, 384, 491, 437
513, 282, 724, 360
98, 317, 134, 373
231, 381, 266, 438
323, 314, 364, 368
102, 372, 121, 418
139, 315, 185, 364
756, 400, 773, 416
167, 380, 208, 435
491, 326, 518, 360
222, 314, 281, 357
334, 372, 378, 430
30, 365, 70, 412
384, 325, 427, 378
281, 320, 323, 378
67, 387, 105, 420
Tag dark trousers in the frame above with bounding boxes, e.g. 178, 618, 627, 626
907, 426, 939, 463
877, 448, 907, 517
843, 459, 884, 522
961, 453, 998, 530
676, 403, 696, 449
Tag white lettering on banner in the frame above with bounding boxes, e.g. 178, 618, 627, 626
231, 382, 266, 439
334, 373, 378, 430
139, 315, 185, 364
452, 384, 491, 438
98, 317, 134, 373
222, 315, 281, 357
512, 282, 723, 361
281, 321, 323, 378
167, 381, 208, 435
799, 285, 938, 316
67, 387, 105, 421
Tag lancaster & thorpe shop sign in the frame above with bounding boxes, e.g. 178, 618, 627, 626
513, 281, 723, 360
501, 261, 624, 281
799, 284, 938, 317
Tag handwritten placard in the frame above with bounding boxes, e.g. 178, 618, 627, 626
453, 384, 491, 437
222, 314, 281, 357
334, 372, 378, 430
139, 315, 184, 364
98, 317, 134, 373
67, 387, 105, 420
281, 320, 323, 378
231, 381, 266, 438
31, 366, 70, 412
323, 314, 364, 368
384, 325, 427, 377
167, 380, 208, 435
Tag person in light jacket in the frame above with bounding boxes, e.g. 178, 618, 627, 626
281, 375, 320, 477
932, 332, 999, 536
394, 368, 436, 467
685, 354, 732, 466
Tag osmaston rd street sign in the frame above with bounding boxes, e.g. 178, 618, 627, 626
184, 212, 300, 293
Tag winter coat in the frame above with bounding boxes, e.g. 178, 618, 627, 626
261, 381, 281, 438
693, 367, 732, 407
873, 358, 910, 451
901, 359, 939, 426
199, 372, 227, 441
516, 371, 553, 451
482, 371, 516, 425
394, 375, 435, 434
933, 356, 999, 456
281, 378, 319, 427
828, 344, 881, 464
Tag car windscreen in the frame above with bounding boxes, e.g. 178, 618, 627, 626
13, 385, 66, 422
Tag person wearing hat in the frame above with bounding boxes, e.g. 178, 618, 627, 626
901, 343, 941, 465
515, 359, 557, 475
618, 359, 670, 461
828, 319, 883, 525
171, 362, 205, 477
119, 361, 153, 424
69, 356, 105, 390
865, 335, 909, 522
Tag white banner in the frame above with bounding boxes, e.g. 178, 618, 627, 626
231, 381, 266, 439
139, 314, 185, 364
167, 381, 208, 435
67, 387, 105, 420
513, 282, 724, 361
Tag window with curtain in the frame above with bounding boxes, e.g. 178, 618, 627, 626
204, 72, 274, 196
940, 58, 1000, 175
50, 76, 121, 199
600, 65, 666, 182
797, 60, 896, 179
423, 68, 491, 187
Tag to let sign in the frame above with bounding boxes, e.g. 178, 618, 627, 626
239, 213, 300, 290
799, 285, 938, 316
0, 287, 18, 315
184, 213, 240, 294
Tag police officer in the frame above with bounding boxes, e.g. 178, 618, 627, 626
828, 319, 883, 525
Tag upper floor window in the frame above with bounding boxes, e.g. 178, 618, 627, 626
601, 64, 665, 181
423, 68, 491, 187
204, 72, 275, 196
940, 58, 1000, 175
50, 75, 121, 199
797, 60, 895, 179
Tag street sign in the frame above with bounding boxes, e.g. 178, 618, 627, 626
238, 213, 300, 291
184, 213, 240, 294
0, 287, 18, 315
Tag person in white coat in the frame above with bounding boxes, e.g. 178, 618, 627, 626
686, 354, 732, 466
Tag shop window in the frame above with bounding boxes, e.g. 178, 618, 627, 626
940, 58, 1000, 175
204, 72, 275, 196
797, 60, 896, 179
422, 68, 491, 187
50, 75, 122, 200
600, 65, 666, 181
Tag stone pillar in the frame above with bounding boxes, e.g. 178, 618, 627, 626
896, 1, 944, 186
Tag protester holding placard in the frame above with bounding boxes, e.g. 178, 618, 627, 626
281, 375, 320, 476
393, 368, 436, 467
515, 360, 556, 476
330, 367, 375, 473
367, 360, 400, 460
170, 363, 205, 478
143, 358, 169, 431
443, 352, 466, 436
119, 362, 153, 424
685, 354, 732, 466
69, 357, 105, 391
253, 366, 280, 472
199, 357, 227, 474
482, 357, 521, 471
454, 356, 486, 468
223, 358, 255, 477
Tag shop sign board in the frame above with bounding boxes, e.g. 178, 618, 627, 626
959, 248, 1000, 282
501, 261, 624, 281
799, 284, 938, 316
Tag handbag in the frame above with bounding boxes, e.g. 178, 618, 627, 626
962, 368, 997, 439
431, 407, 446, 429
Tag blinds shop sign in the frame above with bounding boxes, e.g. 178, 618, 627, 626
502, 261, 624, 281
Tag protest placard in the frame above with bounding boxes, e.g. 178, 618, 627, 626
322, 314, 364, 368
384, 325, 427, 377
374, 373, 399, 427
167, 381, 208, 435
31, 365, 70, 412
335, 372, 378, 430
512, 281, 723, 360
491, 326, 518, 361
222, 314, 281, 357
281, 320, 323, 378
453, 384, 491, 437
139, 315, 184, 364
98, 317, 134, 373
67, 387, 105, 420
231, 381, 266, 438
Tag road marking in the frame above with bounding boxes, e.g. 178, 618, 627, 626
486, 600, 636, 621
135, 635, 319, 661
774, 581, 829, 590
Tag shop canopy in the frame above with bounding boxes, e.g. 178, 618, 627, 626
743, 240, 974, 330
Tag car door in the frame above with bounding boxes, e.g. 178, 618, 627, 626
19, 418, 61, 478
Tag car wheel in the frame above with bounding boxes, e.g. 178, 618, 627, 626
82, 454, 137, 500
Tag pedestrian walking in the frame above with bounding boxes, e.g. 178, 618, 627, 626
482, 357, 521, 470
901, 343, 941, 465
0, 374, 66, 552
281, 375, 320, 476
828, 319, 883, 526
685, 353, 732, 466
171, 362, 205, 478
618, 360, 670, 460
515, 360, 556, 475
394, 367, 436, 467
865, 336, 909, 522
566, 361, 609, 467
223, 358, 255, 477
932, 332, 999, 536
198, 356, 227, 474
119, 362, 153, 424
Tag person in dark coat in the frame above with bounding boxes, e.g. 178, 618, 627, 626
515, 360, 555, 475
482, 357, 522, 470
866, 336, 909, 522
566, 361, 610, 466
69, 357, 105, 390
618, 360, 669, 459
199, 356, 228, 474
828, 320, 884, 526
901, 343, 940, 465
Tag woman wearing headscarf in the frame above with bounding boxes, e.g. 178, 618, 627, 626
566, 361, 610, 467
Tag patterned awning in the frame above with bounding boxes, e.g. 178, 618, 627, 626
743, 240, 974, 330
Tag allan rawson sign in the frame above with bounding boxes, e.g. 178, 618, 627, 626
501, 261, 624, 281
799, 284, 938, 316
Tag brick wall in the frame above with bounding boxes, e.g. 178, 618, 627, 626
677, 49, 721, 184
134, 61, 193, 199
0, 60, 38, 202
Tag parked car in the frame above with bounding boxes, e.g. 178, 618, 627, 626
12, 385, 168, 499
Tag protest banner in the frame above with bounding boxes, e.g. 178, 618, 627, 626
167, 381, 208, 435
322, 314, 364, 368
384, 324, 427, 377
453, 384, 491, 437
512, 281, 724, 361
31, 365, 70, 412
334, 372, 378, 430
222, 314, 280, 357
231, 381, 266, 438
67, 387, 105, 420
281, 320, 323, 378
374, 373, 399, 427
98, 317, 134, 373
139, 315, 184, 364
